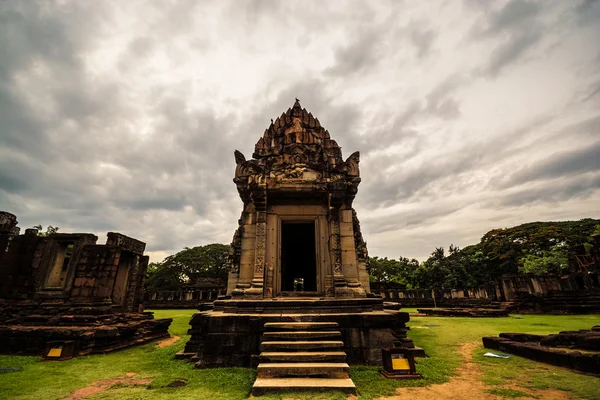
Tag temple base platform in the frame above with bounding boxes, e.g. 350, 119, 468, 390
178, 297, 423, 368
0, 302, 172, 356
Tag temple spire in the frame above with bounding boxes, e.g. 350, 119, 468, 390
293, 98, 301, 109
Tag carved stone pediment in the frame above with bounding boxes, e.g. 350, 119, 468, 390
234, 99, 360, 199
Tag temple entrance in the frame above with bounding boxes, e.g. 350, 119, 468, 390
280, 221, 317, 294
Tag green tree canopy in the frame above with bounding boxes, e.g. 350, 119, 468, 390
368, 218, 599, 290
519, 243, 569, 275
145, 243, 230, 291
368, 256, 419, 287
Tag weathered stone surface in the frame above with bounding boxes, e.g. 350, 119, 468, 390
261, 340, 344, 351
260, 351, 347, 363
263, 330, 341, 340
0, 211, 17, 234
252, 318, 357, 395
106, 232, 146, 255
251, 377, 356, 395
257, 362, 349, 378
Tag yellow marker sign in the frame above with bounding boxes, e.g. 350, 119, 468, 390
391, 355, 410, 370
47, 348, 62, 358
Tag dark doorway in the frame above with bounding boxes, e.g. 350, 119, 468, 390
281, 222, 317, 292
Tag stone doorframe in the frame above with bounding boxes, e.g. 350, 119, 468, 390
265, 205, 331, 298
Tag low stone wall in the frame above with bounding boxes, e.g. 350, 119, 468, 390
144, 300, 212, 309
371, 273, 600, 313
483, 328, 600, 376
418, 308, 509, 317
144, 287, 226, 309
510, 290, 600, 314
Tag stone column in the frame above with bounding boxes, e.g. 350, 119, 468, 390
246, 189, 267, 298
337, 208, 366, 298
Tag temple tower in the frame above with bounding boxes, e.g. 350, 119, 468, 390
179, 101, 421, 373
227, 100, 369, 299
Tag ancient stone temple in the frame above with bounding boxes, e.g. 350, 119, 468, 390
227, 99, 369, 299
0, 211, 172, 357
180, 101, 421, 394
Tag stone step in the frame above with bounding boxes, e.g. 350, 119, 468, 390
264, 322, 339, 331
251, 377, 356, 395
261, 340, 344, 351
257, 362, 350, 378
260, 351, 347, 363
263, 331, 341, 341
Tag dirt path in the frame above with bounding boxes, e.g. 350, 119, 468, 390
377, 343, 573, 400
62, 372, 151, 400
157, 335, 180, 348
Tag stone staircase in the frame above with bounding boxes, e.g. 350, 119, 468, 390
251, 321, 357, 396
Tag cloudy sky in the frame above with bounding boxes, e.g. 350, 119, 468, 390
1, 0, 599, 263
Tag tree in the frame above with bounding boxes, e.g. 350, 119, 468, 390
32, 225, 59, 236
519, 243, 569, 275
145, 262, 181, 291
414, 247, 447, 289
368, 256, 419, 288
145, 243, 230, 291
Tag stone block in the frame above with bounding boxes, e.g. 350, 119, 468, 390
339, 222, 353, 237
340, 236, 355, 251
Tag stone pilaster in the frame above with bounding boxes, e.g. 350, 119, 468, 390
245, 189, 267, 299
330, 210, 347, 293
334, 208, 366, 298
231, 211, 255, 297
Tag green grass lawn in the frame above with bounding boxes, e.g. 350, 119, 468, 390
0, 309, 599, 400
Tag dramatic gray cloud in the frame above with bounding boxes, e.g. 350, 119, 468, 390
0, 0, 599, 263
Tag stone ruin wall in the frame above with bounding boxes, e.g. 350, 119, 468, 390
0, 212, 149, 313
0, 211, 171, 356
375, 271, 600, 313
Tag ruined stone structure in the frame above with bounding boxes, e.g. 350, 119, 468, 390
144, 278, 227, 309
227, 99, 369, 299
483, 327, 600, 376
376, 271, 600, 314
180, 101, 420, 394
0, 211, 171, 356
